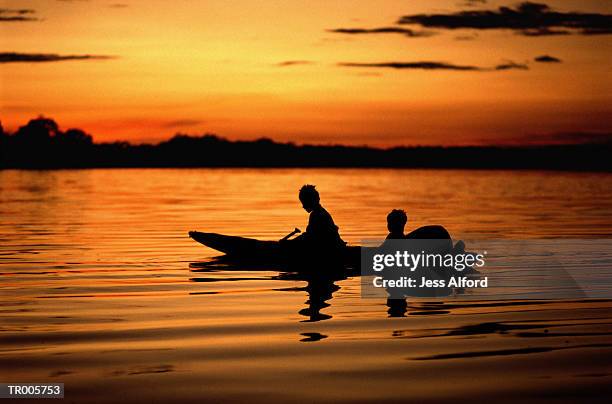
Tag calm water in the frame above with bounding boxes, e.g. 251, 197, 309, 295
1, 168, 612, 403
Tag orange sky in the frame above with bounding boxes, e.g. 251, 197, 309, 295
1, 0, 610, 146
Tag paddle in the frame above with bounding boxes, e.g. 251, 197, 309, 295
280, 227, 301, 242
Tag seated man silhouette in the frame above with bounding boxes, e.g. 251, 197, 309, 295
386, 209, 408, 240
292, 185, 345, 250
382, 210, 457, 299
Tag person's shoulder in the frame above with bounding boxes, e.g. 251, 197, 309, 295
316, 206, 334, 219
311, 205, 326, 215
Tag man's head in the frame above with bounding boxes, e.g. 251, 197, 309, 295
387, 209, 407, 234
299, 184, 320, 212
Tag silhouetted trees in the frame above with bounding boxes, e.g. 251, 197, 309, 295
1, 117, 95, 168
0, 117, 610, 171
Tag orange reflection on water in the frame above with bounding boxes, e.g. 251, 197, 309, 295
1, 168, 612, 402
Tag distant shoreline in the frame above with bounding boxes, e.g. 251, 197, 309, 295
2, 117, 611, 171
3, 146, 610, 171
2, 163, 612, 173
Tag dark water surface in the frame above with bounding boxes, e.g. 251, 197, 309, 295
1, 169, 611, 403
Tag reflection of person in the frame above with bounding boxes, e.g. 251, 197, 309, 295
292, 185, 345, 249
380, 209, 408, 299
386, 297, 408, 317
299, 276, 340, 322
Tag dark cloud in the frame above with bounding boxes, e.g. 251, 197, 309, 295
398, 2, 612, 36
339, 61, 481, 71
0, 16, 37, 21
109, 3, 129, 8
0, 52, 115, 63
0, 8, 37, 22
328, 27, 434, 38
534, 55, 561, 63
581, 27, 612, 35
339, 60, 530, 72
494, 61, 529, 70
276, 60, 314, 67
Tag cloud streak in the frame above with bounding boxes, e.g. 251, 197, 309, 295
160, 119, 204, 128
459, 0, 487, 6
507, 131, 612, 145
328, 27, 434, 38
339, 60, 529, 72
494, 61, 529, 70
339, 61, 481, 71
276, 60, 314, 67
0, 8, 38, 22
534, 55, 562, 63
398, 2, 612, 36
0, 52, 115, 63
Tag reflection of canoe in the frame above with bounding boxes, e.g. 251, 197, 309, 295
188, 231, 362, 269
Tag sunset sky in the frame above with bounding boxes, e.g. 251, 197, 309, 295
1, 0, 610, 146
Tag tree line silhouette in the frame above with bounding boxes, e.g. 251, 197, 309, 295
1, 117, 610, 170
